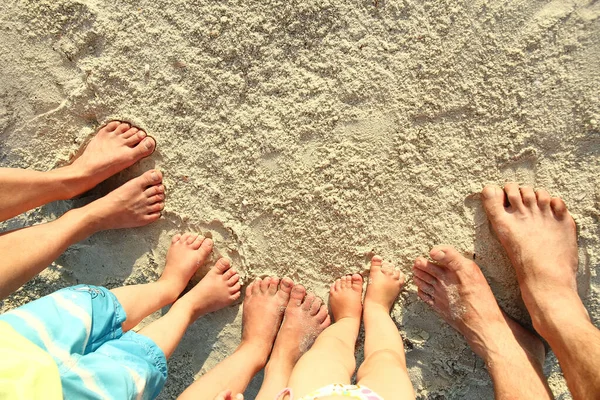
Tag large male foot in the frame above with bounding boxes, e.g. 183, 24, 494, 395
481, 184, 585, 330
256, 285, 330, 400
241, 277, 294, 366
175, 257, 242, 320
66, 121, 156, 196
78, 169, 165, 231
158, 233, 216, 302
413, 247, 552, 398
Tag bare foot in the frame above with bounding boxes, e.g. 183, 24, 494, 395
176, 257, 242, 320
241, 277, 294, 364
413, 246, 545, 365
81, 169, 165, 230
272, 285, 331, 363
214, 390, 243, 400
481, 184, 584, 329
364, 255, 404, 311
158, 233, 215, 300
67, 121, 156, 196
330, 274, 363, 322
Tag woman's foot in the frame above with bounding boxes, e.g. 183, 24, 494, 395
412, 246, 545, 365
364, 255, 404, 311
240, 277, 294, 366
78, 169, 164, 231
481, 184, 585, 332
175, 257, 242, 320
158, 233, 216, 301
67, 121, 156, 196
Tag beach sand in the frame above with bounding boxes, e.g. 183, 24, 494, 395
1, 0, 599, 398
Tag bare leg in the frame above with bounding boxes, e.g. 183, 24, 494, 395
138, 257, 241, 359
0, 121, 155, 222
178, 276, 294, 400
111, 233, 215, 331
482, 184, 600, 399
355, 256, 415, 399
413, 246, 552, 400
256, 286, 330, 400
287, 274, 363, 398
0, 170, 164, 299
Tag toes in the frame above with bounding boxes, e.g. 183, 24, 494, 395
143, 212, 161, 224
550, 197, 568, 218
370, 255, 383, 272
504, 183, 524, 210
251, 278, 262, 295
101, 121, 120, 133
302, 293, 316, 311
185, 233, 198, 246
268, 277, 279, 295
115, 122, 131, 134
230, 291, 241, 302
429, 246, 470, 272
381, 260, 394, 275
171, 234, 181, 244
229, 282, 242, 294
334, 278, 342, 291
316, 305, 329, 324
147, 193, 165, 205
351, 274, 363, 292
417, 288, 435, 306
535, 189, 551, 210
413, 257, 445, 278
139, 170, 163, 188
519, 186, 536, 207
310, 297, 322, 315
214, 257, 231, 274
320, 314, 332, 330
143, 184, 165, 197
413, 276, 435, 296
147, 202, 165, 213
196, 238, 214, 263
290, 285, 306, 306
121, 127, 139, 140
135, 136, 156, 157
279, 278, 294, 294
190, 235, 205, 250
228, 274, 240, 286
481, 184, 507, 219
125, 130, 147, 146
412, 267, 437, 286
260, 277, 272, 293
180, 233, 192, 243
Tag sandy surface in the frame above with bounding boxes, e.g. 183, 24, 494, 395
1, 0, 599, 398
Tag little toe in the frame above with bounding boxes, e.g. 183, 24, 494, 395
550, 197, 568, 219
481, 184, 507, 220
504, 183, 525, 210
417, 288, 435, 306
190, 235, 205, 250
351, 274, 363, 292
320, 314, 332, 330
213, 257, 230, 275
302, 293, 316, 311
334, 278, 342, 291
245, 281, 254, 297
310, 297, 322, 316
535, 189, 551, 210
268, 277, 280, 295
430, 246, 469, 272
101, 121, 120, 133
290, 285, 306, 307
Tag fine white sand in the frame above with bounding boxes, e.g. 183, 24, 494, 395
1, 0, 599, 398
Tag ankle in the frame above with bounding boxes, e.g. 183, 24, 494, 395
525, 291, 588, 336
363, 300, 392, 315
238, 340, 271, 368
52, 165, 89, 199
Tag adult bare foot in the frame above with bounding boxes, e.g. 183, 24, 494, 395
330, 274, 363, 322
255, 285, 331, 400
481, 184, 585, 331
412, 246, 545, 365
175, 257, 242, 320
66, 121, 156, 196
241, 277, 294, 365
158, 233, 215, 302
364, 255, 404, 311
80, 169, 165, 231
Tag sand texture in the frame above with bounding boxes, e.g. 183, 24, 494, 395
1, 0, 599, 398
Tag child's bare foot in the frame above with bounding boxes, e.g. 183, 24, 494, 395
67, 121, 156, 196
413, 246, 545, 365
272, 285, 331, 362
330, 274, 363, 322
176, 257, 242, 320
158, 233, 215, 300
80, 169, 164, 230
364, 256, 404, 311
481, 184, 585, 331
241, 277, 294, 364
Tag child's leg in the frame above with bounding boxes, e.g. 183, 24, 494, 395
111, 233, 215, 331
356, 257, 415, 399
0, 169, 164, 299
0, 121, 155, 222
255, 285, 330, 400
286, 274, 363, 398
178, 276, 293, 399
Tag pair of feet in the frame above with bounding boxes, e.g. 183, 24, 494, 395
63, 121, 166, 231
412, 183, 581, 369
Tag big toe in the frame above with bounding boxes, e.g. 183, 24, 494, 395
139, 169, 163, 188
430, 245, 471, 272
370, 255, 383, 275
550, 197, 569, 219
214, 257, 231, 274
481, 184, 506, 220
135, 136, 156, 158
289, 285, 306, 307
277, 278, 294, 304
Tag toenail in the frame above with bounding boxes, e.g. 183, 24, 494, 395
144, 138, 153, 150
151, 171, 159, 181
138, 131, 146, 138
433, 250, 445, 261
